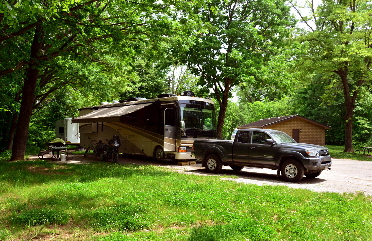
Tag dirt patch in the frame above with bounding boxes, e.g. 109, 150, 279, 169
27, 165, 71, 175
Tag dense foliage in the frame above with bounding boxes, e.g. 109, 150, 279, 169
0, 0, 371, 156
183, 0, 294, 138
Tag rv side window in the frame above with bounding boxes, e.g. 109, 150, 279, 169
58, 127, 64, 134
164, 109, 176, 126
92, 122, 98, 133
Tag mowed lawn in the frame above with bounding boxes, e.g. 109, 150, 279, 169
0, 157, 371, 240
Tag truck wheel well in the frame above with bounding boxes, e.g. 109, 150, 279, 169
279, 156, 303, 169
202, 151, 219, 166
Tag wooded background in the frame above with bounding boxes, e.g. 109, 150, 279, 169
1, 0, 371, 161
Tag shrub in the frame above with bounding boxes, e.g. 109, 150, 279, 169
0, 150, 11, 162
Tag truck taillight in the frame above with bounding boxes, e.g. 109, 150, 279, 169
178, 146, 187, 152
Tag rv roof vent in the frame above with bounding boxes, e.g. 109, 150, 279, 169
181, 91, 195, 97
157, 93, 176, 98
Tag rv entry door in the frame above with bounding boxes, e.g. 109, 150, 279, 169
164, 108, 176, 151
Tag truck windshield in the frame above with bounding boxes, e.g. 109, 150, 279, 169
180, 100, 216, 138
270, 131, 296, 144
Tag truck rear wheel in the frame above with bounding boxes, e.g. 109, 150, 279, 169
205, 154, 222, 173
281, 159, 304, 182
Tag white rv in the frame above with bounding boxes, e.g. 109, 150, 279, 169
72, 92, 216, 161
55, 118, 80, 144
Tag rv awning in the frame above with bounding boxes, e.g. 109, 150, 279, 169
71, 103, 152, 123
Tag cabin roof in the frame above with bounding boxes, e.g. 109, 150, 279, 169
238, 115, 329, 129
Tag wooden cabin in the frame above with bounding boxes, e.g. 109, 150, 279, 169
239, 115, 329, 146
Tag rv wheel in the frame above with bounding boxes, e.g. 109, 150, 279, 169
153, 146, 164, 161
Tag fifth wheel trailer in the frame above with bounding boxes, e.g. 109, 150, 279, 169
55, 118, 80, 144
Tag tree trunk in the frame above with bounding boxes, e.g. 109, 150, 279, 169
10, 26, 42, 161
6, 113, 18, 150
344, 112, 353, 153
216, 104, 226, 139
337, 68, 356, 153
216, 83, 230, 139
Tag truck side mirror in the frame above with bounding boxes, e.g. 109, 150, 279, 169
265, 139, 276, 146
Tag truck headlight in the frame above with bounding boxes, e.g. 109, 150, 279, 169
306, 148, 319, 157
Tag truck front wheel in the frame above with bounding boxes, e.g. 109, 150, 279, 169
281, 159, 304, 182
205, 154, 222, 173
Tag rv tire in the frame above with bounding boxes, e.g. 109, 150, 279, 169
153, 146, 164, 161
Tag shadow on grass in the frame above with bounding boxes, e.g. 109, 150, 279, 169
1, 159, 162, 231
0, 159, 172, 187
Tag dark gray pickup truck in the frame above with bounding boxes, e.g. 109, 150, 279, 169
193, 128, 332, 182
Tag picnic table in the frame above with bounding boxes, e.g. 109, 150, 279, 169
362, 147, 372, 155
47, 142, 67, 159
38, 142, 66, 160
38, 141, 81, 160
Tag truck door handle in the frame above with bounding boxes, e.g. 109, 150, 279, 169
250, 147, 255, 149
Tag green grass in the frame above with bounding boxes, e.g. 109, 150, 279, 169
327, 145, 372, 161
0, 157, 371, 240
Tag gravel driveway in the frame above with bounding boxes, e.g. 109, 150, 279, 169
38, 155, 372, 196
169, 158, 372, 196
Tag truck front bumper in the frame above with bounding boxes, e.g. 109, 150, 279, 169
304, 155, 332, 171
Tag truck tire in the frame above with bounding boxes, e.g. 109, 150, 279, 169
281, 159, 304, 182
305, 171, 322, 178
205, 154, 222, 173
230, 165, 244, 172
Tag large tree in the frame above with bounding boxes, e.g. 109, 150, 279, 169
0, 0, 180, 161
294, 0, 372, 152
184, 0, 294, 138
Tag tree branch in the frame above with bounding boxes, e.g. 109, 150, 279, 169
0, 61, 28, 76
69, 0, 101, 12
288, 0, 314, 32
0, 21, 40, 43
